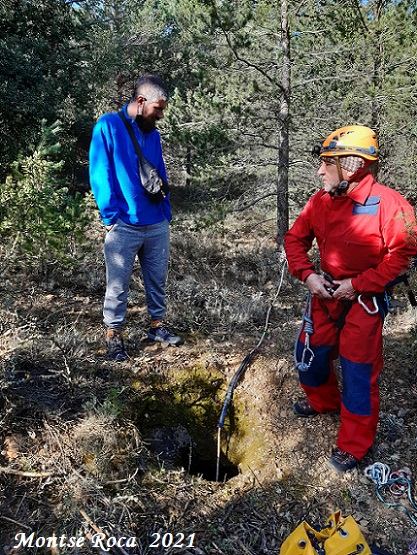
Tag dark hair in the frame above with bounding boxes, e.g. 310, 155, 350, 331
132, 74, 169, 103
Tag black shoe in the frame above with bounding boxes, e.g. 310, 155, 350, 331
293, 399, 318, 417
328, 448, 358, 473
148, 325, 182, 345
106, 330, 128, 361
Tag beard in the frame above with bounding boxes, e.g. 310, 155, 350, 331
135, 114, 156, 133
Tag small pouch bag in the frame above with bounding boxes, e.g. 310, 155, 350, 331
118, 110, 170, 202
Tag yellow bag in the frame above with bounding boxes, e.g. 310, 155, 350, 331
280, 510, 371, 555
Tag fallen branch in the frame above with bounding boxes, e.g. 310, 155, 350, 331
79, 508, 104, 535
0, 514, 32, 531
80, 509, 130, 555
0, 466, 53, 478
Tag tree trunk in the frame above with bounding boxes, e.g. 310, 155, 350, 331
370, 0, 385, 131
276, 0, 291, 250
185, 145, 191, 189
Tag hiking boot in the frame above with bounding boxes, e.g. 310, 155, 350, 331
148, 325, 182, 345
106, 330, 128, 361
328, 448, 358, 473
293, 399, 318, 417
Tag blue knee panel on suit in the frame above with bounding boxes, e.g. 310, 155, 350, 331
296, 343, 334, 387
340, 355, 372, 416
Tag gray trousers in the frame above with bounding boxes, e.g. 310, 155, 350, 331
103, 218, 170, 329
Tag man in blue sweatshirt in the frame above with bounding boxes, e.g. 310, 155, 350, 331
89, 73, 181, 361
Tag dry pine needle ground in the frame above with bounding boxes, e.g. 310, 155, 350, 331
1, 210, 417, 554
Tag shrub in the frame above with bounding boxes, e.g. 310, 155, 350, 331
0, 121, 88, 275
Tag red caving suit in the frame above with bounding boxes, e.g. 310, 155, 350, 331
284, 173, 416, 460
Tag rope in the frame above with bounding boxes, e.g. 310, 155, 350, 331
215, 257, 288, 481
364, 462, 391, 486
364, 462, 417, 528
294, 292, 315, 372
408, 539, 417, 555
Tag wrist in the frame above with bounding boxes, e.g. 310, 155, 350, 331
304, 272, 316, 284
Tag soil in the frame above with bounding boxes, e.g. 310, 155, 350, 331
1, 217, 417, 555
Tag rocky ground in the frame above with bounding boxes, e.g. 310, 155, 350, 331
1, 213, 417, 554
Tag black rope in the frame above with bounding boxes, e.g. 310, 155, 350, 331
217, 349, 257, 429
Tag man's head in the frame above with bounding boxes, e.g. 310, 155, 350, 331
130, 74, 169, 133
317, 125, 379, 195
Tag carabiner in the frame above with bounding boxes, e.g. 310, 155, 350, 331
296, 345, 315, 372
358, 294, 379, 315
294, 292, 315, 372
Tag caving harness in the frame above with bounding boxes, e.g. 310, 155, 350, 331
293, 269, 407, 373
294, 289, 354, 373
294, 272, 357, 372
294, 274, 354, 372
386, 270, 417, 308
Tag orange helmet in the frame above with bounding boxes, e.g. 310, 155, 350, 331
320, 125, 379, 161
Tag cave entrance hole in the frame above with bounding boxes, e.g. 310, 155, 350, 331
131, 367, 263, 482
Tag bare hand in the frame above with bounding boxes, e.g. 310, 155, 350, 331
305, 273, 334, 299
332, 278, 358, 301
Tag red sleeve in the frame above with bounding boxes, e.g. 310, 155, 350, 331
284, 196, 317, 282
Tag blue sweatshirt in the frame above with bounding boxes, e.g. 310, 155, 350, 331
89, 104, 172, 226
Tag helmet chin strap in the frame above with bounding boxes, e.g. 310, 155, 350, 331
330, 158, 349, 196
329, 158, 369, 197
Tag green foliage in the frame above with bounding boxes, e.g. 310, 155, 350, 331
1, 0, 416, 245
0, 0, 93, 181
190, 200, 229, 232
287, 0, 417, 211
0, 122, 89, 272
102, 386, 129, 418
0, 0, 95, 184
159, 0, 282, 215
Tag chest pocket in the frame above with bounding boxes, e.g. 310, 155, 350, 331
352, 195, 380, 215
